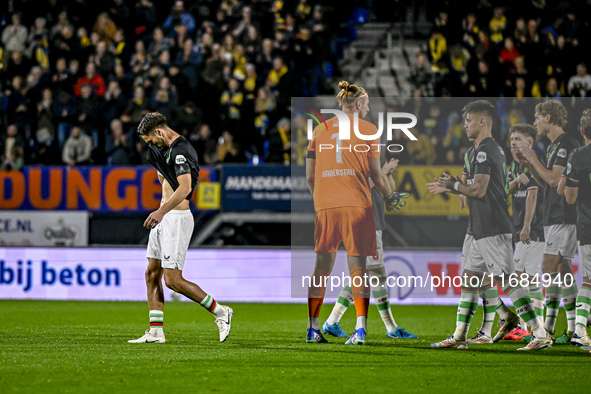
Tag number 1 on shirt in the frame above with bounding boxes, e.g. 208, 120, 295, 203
331, 132, 342, 164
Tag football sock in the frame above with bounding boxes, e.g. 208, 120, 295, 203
495, 296, 513, 320
371, 272, 398, 332
200, 294, 224, 318
528, 283, 544, 322
351, 265, 369, 331
562, 277, 578, 333
355, 315, 367, 331
574, 283, 591, 338
149, 310, 164, 336
502, 284, 546, 338
544, 272, 561, 334
453, 285, 478, 341
308, 316, 320, 330
479, 282, 498, 336
326, 285, 353, 325
308, 267, 331, 329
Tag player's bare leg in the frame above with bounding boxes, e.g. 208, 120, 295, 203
345, 255, 369, 345
147, 258, 164, 310
162, 268, 233, 342
307, 252, 335, 343
128, 258, 166, 343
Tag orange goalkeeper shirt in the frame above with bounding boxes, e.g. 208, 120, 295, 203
308, 114, 380, 211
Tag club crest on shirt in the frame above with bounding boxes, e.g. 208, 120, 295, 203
557, 148, 567, 158
175, 155, 186, 164
567, 162, 572, 174
477, 152, 487, 163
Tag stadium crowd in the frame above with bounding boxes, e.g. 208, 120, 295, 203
400, 1, 591, 166
0, 0, 355, 170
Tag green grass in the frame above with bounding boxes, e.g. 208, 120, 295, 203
1, 300, 590, 393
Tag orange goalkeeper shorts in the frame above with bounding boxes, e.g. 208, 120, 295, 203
314, 206, 377, 257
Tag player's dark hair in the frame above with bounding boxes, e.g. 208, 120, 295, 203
137, 112, 168, 135
535, 100, 567, 128
580, 108, 591, 136
336, 80, 366, 108
462, 100, 496, 122
509, 123, 536, 141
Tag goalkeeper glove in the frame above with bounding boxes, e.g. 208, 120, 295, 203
385, 192, 409, 212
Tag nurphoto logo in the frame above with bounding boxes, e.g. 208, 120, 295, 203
305, 109, 418, 154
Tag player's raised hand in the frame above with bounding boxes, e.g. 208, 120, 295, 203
381, 158, 399, 175
427, 179, 449, 194
385, 192, 409, 212
437, 172, 457, 190
515, 173, 530, 186
518, 145, 537, 163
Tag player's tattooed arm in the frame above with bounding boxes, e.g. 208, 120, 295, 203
438, 173, 489, 198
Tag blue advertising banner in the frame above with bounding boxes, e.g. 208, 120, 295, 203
221, 165, 292, 211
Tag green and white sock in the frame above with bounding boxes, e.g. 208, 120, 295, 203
574, 283, 591, 338
528, 284, 545, 320
503, 284, 545, 337
200, 294, 224, 318
326, 286, 353, 325
371, 273, 398, 333
453, 285, 479, 341
544, 272, 561, 334
149, 310, 164, 336
495, 296, 513, 320
479, 283, 498, 337
562, 277, 578, 333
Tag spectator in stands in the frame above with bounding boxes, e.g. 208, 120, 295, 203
77, 84, 102, 149
1, 145, 25, 171
1, 13, 28, 54
567, 63, 591, 97
120, 85, 150, 132
217, 130, 246, 163
428, 30, 447, 65
163, 0, 196, 38
0, 124, 25, 164
409, 53, 433, 96
489, 7, 507, 45
93, 40, 115, 79
74, 62, 106, 97
151, 76, 178, 125
94, 12, 117, 44
53, 90, 77, 150
266, 117, 291, 164
133, 0, 157, 40
177, 101, 201, 138
51, 24, 78, 62
62, 126, 92, 166
105, 119, 132, 165
545, 77, 562, 98
104, 80, 127, 126
191, 123, 217, 165
36, 88, 55, 147
147, 27, 171, 60
220, 78, 243, 135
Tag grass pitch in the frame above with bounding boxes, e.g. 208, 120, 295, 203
1, 300, 590, 393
